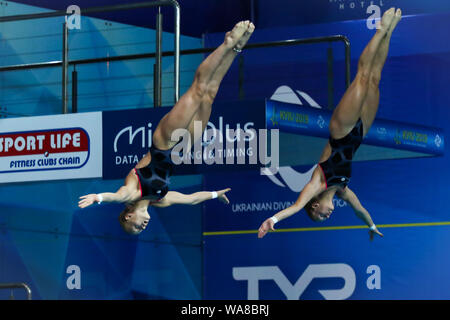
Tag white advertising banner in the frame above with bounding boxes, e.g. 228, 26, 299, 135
0, 112, 102, 183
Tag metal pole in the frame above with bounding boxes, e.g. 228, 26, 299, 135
0, 283, 32, 300
155, 7, 163, 107
173, 1, 180, 103
327, 46, 334, 110
0, 34, 349, 103
0, 1, 177, 23
238, 55, 245, 100
250, 0, 256, 23
72, 67, 78, 113
343, 37, 351, 88
62, 22, 68, 114
0, 36, 350, 71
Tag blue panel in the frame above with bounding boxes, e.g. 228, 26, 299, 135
202, 154, 450, 299
204, 227, 450, 300
0, 175, 203, 299
102, 100, 267, 179
257, 0, 450, 28
199, 13, 450, 300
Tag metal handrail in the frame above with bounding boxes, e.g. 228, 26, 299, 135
0, 283, 32, 300
0, 35, 351, 85
0, 0, 181, 110
0, 2, 351, 113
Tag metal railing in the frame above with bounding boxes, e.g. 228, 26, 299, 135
0, 0, 181, 112
0, 34, 351, 114
0, 283, 32, 300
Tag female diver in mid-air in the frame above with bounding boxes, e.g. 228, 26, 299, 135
258, 8, 402, 240
78, 21, 255, 235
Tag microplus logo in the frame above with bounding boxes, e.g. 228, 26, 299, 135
112, 116, 280, 174
113, 117, 257, 153
114, 123, 154, 153
0, 128, 90, 173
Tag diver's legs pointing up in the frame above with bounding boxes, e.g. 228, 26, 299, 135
187, 21, 255, 139
360, 8, 402, 136
152, 21, 249, 149
328, 8, 396, 139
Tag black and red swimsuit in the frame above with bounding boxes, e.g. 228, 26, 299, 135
134, 144, 175, 201
318, 118, 364, 189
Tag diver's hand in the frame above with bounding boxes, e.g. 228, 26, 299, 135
78, 194, 101, 208
369, 226, 384, 241
258, 218, 276, 238
217, 188, 231, 204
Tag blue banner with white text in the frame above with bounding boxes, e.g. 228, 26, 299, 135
266, 100, 445, 155
101, 100, 267, 179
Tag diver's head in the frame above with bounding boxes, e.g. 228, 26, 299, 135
118, 201, 150, 235
305, 193, 335, 222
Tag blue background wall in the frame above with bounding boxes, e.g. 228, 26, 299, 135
0, 0, 449, 300
201, 11, 450, 299
10, 0, 450, 36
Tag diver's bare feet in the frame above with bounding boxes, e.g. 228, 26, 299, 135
235, 21, 255, 51
387, 8, 402, 35
379, 8, 395, 33
224, 21, 248, 49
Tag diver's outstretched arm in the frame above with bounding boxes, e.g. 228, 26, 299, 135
337, 187, 383, 240
152, 188, 231, 208
258, 174, 323, 239
78, 186, 135, 208
78, 170, 140, 208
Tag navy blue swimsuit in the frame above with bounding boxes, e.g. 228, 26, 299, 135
134, 144, 175, 200
318, 119, 364, 189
